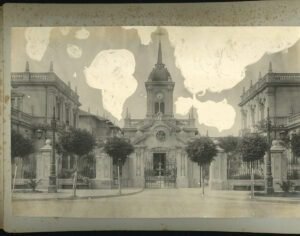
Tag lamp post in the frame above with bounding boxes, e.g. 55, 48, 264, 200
48, 106, 57, 193
265, 107, 274, 194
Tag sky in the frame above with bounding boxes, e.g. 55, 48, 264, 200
10, 26, 300, 136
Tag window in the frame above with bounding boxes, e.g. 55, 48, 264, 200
155, 102, 159, 114
160, 102, 165, 114
154, 102, 165, 114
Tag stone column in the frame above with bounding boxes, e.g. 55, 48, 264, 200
36, 139, 52, 189
209, 144, 228, 190
92, 150, 112, 189
176, 149, 188, 188
270, 140, 288, 191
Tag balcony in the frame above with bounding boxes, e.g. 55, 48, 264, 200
240, 72, 300, 105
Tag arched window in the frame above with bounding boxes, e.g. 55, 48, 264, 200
155, 102, 159, 114
160, 102, 165, 114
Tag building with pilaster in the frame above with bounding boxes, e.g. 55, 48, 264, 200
239, 62, 300, 181
121, 40, 201, 188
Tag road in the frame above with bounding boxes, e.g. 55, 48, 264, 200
12, 188, 300, 218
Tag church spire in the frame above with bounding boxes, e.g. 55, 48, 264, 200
157, 39, 163, 65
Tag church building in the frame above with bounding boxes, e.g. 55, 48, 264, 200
122, 41, 201, 188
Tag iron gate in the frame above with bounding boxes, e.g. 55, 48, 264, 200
144, 153, 177, 188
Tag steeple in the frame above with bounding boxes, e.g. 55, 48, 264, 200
157, 40, 163, 65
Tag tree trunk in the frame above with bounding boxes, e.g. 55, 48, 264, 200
250, 161, 254, 199
73, 155, 79, 197
199, 165, 202, 187
118, 163, 121, 195
201, 165, 205, 196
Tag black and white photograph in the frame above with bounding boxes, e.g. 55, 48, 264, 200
9, 25, 300, 218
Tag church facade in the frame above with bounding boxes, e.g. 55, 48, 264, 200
121, 41, 201, 188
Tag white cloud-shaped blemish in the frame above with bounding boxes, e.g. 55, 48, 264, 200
175, 96, 236, 132
25, 27, 53, 61
75, 27, 90, 40
123, 26, 157, 45
59, 27, 70, 36
165, 27, 300, 96
84, 49, 137, 120
67, 44, 82, 58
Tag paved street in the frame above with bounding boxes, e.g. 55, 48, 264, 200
12, 188, 300, 218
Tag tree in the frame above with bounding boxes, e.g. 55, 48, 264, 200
104, 136, 134, 194
57, 128, 96, 196
218, 136, 240, 156
11, 129, 34, 159
185, 137, 217, 196
11, 129, 35, 187
238, 133, 268, 198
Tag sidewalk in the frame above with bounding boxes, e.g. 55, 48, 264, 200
12, 188, 144, 201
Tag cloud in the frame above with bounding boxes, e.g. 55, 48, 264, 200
123, 26, 157, 45
25, 27, 53, 61
84, 49, 137, 120
59, 27, 70, 36
75, 27, 90, 40
175, 96, 236, 132
67, 44, 82, 58
165, 27, 300, 96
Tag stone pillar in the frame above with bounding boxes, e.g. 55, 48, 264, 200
132, 148, 144, 188
92, 150, 113, 189
36, 139, 52, 189
176, 149, 188, 188
270, 140, 288, 191
209, 144, 228, 190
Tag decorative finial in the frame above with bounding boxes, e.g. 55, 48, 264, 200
49, 61, 53, 72
25, 61, 30, 72
269, 61, 273, 73
259, 71, 262, 80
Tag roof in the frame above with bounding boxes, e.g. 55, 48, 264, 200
78, 109, 120, 129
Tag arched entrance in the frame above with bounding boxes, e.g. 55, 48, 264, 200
144, 149, 177, 188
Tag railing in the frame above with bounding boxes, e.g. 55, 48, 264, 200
227, 156, 264, 180
288, 156, 300, 180
11, 72, 79, 101
241, 72, 300, 102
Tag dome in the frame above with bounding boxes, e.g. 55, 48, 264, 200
148, 66, 171, 81
148, 40, 172, 82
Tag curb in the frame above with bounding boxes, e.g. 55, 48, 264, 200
12, 188, 144, 201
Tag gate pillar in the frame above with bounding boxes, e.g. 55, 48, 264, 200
209, 143, 228, 190
176, 149, 188, 188
270, 140, 288, 191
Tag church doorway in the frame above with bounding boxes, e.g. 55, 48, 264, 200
144, 152, 177, 188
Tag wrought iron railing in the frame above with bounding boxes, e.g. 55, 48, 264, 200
227, 156, 264, 180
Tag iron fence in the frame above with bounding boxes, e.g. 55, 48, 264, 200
227, 156, 264, 180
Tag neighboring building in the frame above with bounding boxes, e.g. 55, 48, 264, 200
78, 109, 121, 145
11, 61, 81, 139
11, 62, 81, 180
121, 41, 200, 188
239, 62, 300, 180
